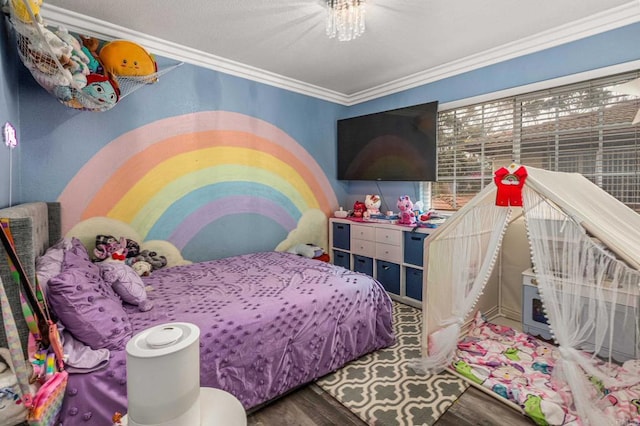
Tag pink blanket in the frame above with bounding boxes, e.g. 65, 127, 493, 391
453, 312, 640, 425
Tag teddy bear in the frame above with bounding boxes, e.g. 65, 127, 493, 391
397, 195, 416, 225
365, 194, 381, 216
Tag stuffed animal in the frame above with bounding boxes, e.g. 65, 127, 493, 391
80, 73, 120, 109
79, 35, 103, 73
131, 260, 152, 277
125, 239, 140, 259
365, 194, 381, 216
98, 40, 158, 80
135, 250, 167, 271
94, 236, 128, 261
16, 23, 73, 77
353, 200, 366, 218
397, 195, 416, 225
54, 27, 91, 75
286, 243, 324, 259
10, 0, 43, 24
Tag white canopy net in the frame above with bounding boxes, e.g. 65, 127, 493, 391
523, 186, 640, 425
410, 166, 640, 425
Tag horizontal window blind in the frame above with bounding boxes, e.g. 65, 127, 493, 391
433, 71, 640, 211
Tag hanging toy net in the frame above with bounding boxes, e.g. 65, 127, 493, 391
8, 0, 181, 112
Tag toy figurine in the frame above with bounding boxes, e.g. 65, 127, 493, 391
353, 200, 366, 218
365, 194, 381, 216
397, 195, 416, 225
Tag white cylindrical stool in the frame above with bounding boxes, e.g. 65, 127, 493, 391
122, 322, 246, 426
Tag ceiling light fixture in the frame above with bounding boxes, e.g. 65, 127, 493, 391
326, 0, 365, 42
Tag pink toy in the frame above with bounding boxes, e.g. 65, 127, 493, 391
397, 195, 416, 225
94, 236, 128, 261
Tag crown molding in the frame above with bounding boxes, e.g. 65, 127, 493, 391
346, 2, 640, 105
39, 4, 349, 105
40, 2, 640, 107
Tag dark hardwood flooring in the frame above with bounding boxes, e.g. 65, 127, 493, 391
247, 382, 536, 426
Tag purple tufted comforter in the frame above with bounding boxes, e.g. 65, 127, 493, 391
59, 252, 395, 425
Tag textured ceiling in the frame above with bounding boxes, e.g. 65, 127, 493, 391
41, 0, 640, 103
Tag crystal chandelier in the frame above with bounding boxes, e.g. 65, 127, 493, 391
326, 0, 366, 42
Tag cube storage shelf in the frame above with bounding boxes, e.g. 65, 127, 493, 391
329, 218, 430, 308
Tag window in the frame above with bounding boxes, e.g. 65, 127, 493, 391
432, 71, 640, 212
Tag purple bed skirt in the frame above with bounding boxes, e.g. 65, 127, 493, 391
59, 251, 395, 425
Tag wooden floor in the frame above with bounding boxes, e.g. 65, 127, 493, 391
247, 382, 536, 426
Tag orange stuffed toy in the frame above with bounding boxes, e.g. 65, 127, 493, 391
98, 40, 157, 81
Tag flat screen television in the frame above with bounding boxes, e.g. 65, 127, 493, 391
337, 101, 438, 181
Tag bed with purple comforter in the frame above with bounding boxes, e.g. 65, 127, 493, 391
57, 251, 395, 425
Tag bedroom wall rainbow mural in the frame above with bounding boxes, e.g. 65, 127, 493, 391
58, 111, 338, 261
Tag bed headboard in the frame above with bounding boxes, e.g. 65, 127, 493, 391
0, 202, 61, 354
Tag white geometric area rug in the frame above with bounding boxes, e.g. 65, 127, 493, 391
316, 301, 469, 426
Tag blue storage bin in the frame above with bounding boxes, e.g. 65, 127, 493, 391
376, 260, 400, 295
332, 222, 350, 250
333, 250, 350, 269
403, 232, 427, 266
405, 267, 423, 301
353, 254, 373, 276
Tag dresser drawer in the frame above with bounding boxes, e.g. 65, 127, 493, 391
352, 224, 375, 241
332, 250, 350, 269
375, 228, 401, 246
332, 222, 350, 250
404, 232, 427, 266
405, 267, 423, 301
377, 260, 400, 295
351, 238, 376, 257
375, 242, 402, 264
353, 255, 374, 276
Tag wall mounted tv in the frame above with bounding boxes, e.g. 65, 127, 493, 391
337, 101, 438, 181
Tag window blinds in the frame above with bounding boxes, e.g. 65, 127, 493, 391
435, 71, 640, 211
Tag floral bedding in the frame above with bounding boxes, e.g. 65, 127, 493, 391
452, 312, 640, 425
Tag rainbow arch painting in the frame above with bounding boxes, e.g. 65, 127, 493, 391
59, 111, 337, 259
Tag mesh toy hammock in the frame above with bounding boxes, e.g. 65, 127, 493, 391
8, 0, 181, 112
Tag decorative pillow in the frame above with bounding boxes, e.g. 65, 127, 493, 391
47, 237, 131, 350
62, 238, 121, 305
47, 267, 132, 351
35, 238, 73, 291
35, 240, 69, 296
99, 263, 153, 312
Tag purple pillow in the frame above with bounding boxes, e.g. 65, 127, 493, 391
99, 263, 153, 312
62, 240, 121, 305
35, 238, 75, 297
47, 267, 132, 351
47, 238, 132, 350
36, 248, 64, 296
